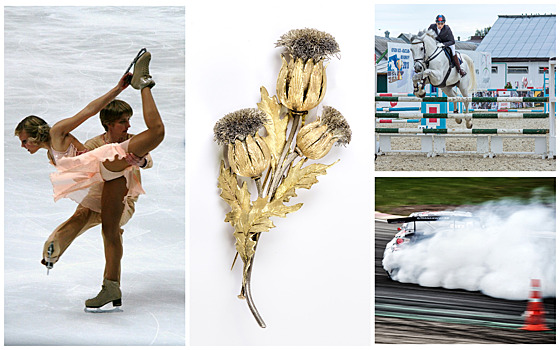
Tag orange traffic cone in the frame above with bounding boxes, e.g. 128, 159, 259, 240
520, 279, 550, 331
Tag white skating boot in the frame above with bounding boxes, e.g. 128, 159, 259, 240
130, 51, 155, 90
84, 278, 123, 313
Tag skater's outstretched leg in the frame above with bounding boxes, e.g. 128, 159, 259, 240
102, 51, 164, 173
42, 205, 100, 268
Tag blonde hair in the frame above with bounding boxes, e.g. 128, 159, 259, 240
15, 115, 51, 146
100, 99, 133, 131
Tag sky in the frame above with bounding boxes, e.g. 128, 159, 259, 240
375, 3, 556, 41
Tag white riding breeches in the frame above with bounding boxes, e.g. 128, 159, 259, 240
448, 44, 456, 55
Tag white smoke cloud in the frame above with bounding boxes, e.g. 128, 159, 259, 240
382, 198, 555, 300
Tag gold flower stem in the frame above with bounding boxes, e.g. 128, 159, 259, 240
240, 233, 266, 328
254, 177, 264, 198
270, 151, 299, 200
266, 111, 305, 198
262, 167, 272, 192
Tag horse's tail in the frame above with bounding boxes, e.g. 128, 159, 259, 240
465, 54, 477, 95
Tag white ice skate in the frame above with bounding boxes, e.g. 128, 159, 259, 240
84, 279, 123, 313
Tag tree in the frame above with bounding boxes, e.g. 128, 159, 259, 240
474, 26, 492, 37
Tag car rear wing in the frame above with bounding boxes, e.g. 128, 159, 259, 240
387, 216, 457, 223
387, 215, 480, 230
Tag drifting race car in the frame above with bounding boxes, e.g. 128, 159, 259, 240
382, 211, 480, 279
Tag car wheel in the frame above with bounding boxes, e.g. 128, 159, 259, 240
387, 268, 399, 280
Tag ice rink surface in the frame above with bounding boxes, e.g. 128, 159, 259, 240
4, 7, 185, 345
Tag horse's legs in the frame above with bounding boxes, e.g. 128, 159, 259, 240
442, 87, 462, 125
458, 81, 473, 129
422, 69, 442, 84
420, 68, 444, 99
412, 74, 425, 98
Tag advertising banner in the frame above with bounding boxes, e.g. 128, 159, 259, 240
387, 42, 413, 93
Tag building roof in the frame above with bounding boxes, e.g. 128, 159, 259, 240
375, 35, 408, 57
476, 14, 556, 59
376, 34, 478, 64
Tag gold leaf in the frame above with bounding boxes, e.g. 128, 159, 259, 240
233, 230, 257, 263
258, 86, 287, 164
217, 161, 251, 226
274, 158, 338, 202
249, 197, 303, 232
232, 194, 304, 263
247, 197, 276, 233
217, 161, 240, 225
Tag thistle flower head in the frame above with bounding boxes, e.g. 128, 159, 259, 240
214, 108, 268, 145
296, 106, 351, 159
320, 106, 351, 146
276, 28, 340, 61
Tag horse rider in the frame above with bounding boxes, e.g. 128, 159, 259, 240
428, 14, 466, 77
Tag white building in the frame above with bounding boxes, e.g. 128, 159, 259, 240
476, 14, 556, 90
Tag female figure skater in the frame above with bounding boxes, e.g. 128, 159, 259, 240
15, 50, 164, 311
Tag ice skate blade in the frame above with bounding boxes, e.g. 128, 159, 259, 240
84, 305, 123, 313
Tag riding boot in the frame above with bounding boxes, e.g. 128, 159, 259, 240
453, 53, 466, 77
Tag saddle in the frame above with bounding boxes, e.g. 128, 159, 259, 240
430, 47, 463, 88
442, 47, 463, 68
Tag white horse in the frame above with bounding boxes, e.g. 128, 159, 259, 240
410, 28, 477, 128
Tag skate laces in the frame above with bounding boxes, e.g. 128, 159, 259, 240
96, 285, 107, 296
135, 53, 152, 77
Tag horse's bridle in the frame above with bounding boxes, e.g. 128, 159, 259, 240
411, 38, 445, 91
411, 39, 444, 70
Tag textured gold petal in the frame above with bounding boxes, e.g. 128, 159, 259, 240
287, 58, 305, 110
295, 122, 313, 148
276, 56, 289, 107
233, 139, 253, 177
246, 135, 266, 176
254, 134, 271, 170
306, 133, 336, 159
300, 123, 328, 151
227, 143, 238, 175
302, 60, 325, 110
302, 58, 314, 95
317, 63, 328, 106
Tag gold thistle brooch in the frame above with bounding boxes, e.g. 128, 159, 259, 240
214, 28, 351, 328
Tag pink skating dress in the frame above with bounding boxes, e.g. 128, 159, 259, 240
49, 140, 145, 213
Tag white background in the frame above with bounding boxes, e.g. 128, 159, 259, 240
187, 0, 374, 345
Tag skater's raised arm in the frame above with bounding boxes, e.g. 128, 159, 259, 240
50, 73, 132, 151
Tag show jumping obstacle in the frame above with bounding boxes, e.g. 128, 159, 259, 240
375, 96, 547, 103
375, 61, 556, 159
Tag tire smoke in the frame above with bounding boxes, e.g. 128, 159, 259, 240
383, 198, 555, 300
